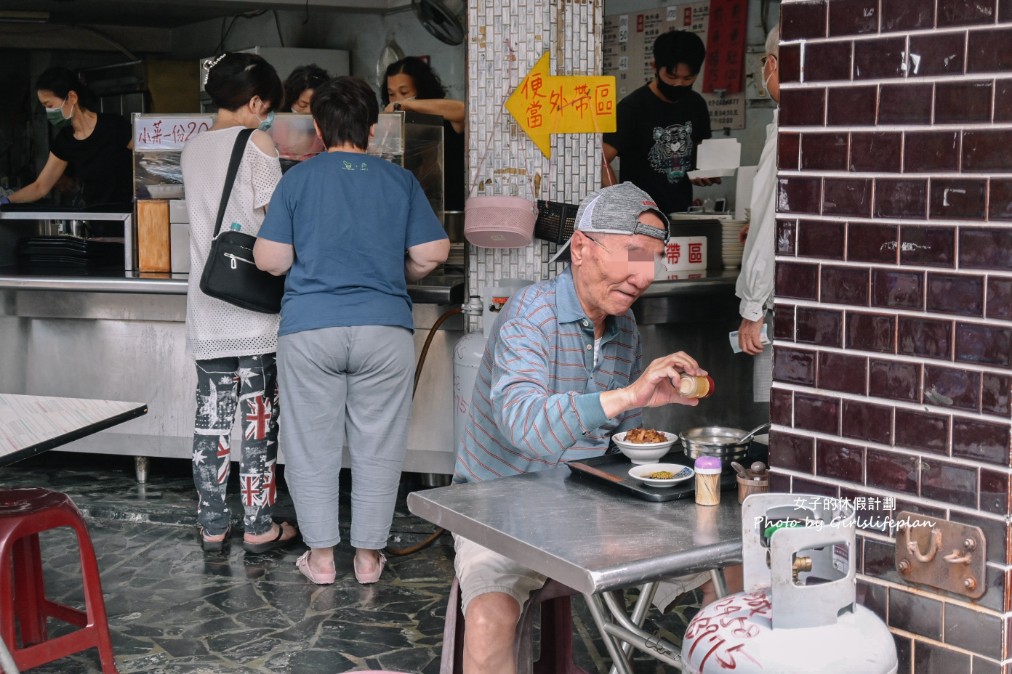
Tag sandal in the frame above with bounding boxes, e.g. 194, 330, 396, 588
243, 521, 298, 554
353, 551, 387, 585
296, 551, 336, 585
199, 526, 230, 553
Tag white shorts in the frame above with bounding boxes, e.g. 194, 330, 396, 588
453, 534, 547, 616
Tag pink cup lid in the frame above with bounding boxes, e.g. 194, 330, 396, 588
694, 456, 722, 473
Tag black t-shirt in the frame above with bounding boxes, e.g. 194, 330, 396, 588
50, 113, 133, 208
443, 119, 465, 212
603, 84, 712, 215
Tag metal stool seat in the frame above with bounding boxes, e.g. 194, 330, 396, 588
0, 488, 118, 673
440, 577, 590, 674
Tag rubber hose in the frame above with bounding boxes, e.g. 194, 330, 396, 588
414, 305, 462, 396
386, 305, 463, 557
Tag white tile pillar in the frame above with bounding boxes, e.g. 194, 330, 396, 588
466, 0, 604, 310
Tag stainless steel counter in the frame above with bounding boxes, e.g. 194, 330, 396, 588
640, 269, 739, 298
0, 204, 457, 474
0, 209, 466, 304
633, 269, 739, 325
0, 209, 134, 270
0, 276, 465, 474
0, 271, 465, 305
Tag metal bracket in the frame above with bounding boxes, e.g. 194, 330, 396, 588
894, 511, 986, 599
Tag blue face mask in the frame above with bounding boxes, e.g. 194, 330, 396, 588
257, 110, 275, 131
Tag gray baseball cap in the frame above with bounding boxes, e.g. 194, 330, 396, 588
549, 183, 670, 263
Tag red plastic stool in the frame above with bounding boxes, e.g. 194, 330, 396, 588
440, 577, 590, 674
0, 489, 118, 673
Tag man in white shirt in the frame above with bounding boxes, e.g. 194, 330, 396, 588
735, 26, 780, 402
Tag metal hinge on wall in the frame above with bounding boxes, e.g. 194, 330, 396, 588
894, 511, 986, 599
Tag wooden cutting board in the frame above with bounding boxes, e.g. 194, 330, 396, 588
137, 200, 171, 272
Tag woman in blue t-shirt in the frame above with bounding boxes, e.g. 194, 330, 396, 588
255, 76, 449, 586
2, 67, 132, 209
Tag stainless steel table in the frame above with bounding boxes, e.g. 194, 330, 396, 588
0, 393, 147, 466
407, 466, 744, 672
0, 393, 147, 674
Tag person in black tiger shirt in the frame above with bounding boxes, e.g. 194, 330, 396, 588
2, 67, 133, 209
602, 30, 718, 216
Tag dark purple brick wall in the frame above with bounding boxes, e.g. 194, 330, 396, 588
774, 2, 1012, 671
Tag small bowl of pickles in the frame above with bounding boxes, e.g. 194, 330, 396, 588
628, 463, 694, 488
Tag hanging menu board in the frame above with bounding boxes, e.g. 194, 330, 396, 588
603, 2, 745, 130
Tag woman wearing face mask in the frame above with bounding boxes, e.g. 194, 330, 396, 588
381, 57, 466, 211
272, 64, 330, 168
282, 64, 329, 113
180, 52, 298, 554
1, 67, 132, 209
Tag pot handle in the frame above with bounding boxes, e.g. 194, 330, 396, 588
739, 421, 771, 445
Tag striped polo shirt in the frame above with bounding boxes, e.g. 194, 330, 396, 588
453, 269, 644, 484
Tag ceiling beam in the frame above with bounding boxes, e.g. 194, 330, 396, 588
0, 23, 172, 54
206, 0, 411, 8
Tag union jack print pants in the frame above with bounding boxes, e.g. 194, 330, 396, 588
191, 353, 279, 537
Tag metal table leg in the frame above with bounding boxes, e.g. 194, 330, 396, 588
607, 582, 658, 674
710, 568, 728, 598
585, 585, 687, 673
134, 456, 149, 484
583, 593, 635, 674
591, 570, 729, 673
600, 591, 684, 669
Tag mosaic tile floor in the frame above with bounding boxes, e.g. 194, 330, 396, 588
1, 453, 698, 673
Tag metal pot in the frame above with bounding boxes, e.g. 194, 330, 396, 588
52, 219, 88, 237
443, 210, 464, 243
65, 220, 88, 238
680, 422, 771, 464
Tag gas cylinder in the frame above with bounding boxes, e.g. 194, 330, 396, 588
681, 493, 897, 674
452, 280, 533, 452
453, 296, 486, 452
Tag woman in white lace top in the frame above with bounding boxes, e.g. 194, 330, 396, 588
180, 52, 298, 554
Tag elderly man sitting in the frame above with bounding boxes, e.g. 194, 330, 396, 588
452, 183, 711, 674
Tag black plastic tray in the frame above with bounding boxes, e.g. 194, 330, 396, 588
566, 452, 737, 502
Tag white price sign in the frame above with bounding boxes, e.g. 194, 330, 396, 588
134, 115, 214, 151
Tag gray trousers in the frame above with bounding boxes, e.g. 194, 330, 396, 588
277, 325, 415, 550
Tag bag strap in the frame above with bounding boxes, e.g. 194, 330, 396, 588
212, 127, 256, 239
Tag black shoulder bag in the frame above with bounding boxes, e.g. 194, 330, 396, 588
198, 128, 285, 314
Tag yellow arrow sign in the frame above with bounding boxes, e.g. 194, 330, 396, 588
505, 51, 617, 158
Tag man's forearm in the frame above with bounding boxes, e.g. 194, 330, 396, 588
599, 387, 635, 420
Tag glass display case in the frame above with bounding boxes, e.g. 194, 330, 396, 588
369, 111, 445, 221
132, 113, 213, 200
129, 112, 444, 271
132, 111, 442, 210
131, 113, 326, 201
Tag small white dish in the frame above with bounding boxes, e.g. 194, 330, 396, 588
628, 463, 694, 488
612, 430, 678, 464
